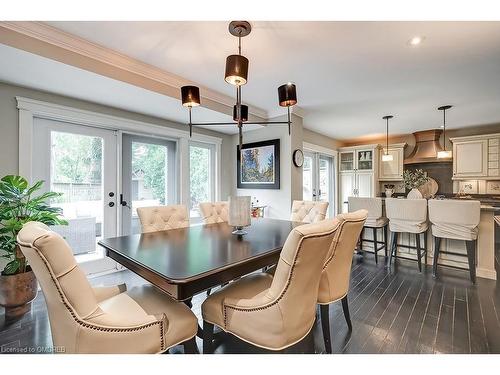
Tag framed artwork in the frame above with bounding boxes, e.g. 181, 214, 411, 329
237, 139, 280, 189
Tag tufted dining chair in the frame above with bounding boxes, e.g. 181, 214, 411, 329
16, 222, 198, 354
317, 210, 367, 353
199, 201, 229, 224
290, 200, 329, 223
428, 199, 481, 283
348, 197, 388, 264
385, 198, 429, 272
201, 217, 342, 353
137, 205, 189, 233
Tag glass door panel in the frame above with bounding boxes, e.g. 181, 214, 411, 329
319, 155, 334, 208
357, 149, 373, 170
302, 152, 314, 201
122, 134, 177, 235
302, 151, 335, 217
189, 142, 215, 222
339, 151, 354, 171
32, 119, 117, 275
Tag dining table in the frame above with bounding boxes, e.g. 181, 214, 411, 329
98, 218, 298, 302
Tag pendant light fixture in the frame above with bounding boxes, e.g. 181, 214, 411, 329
180, 21, 298, 149
382, 115, 394, 162
437, 105, 453, 159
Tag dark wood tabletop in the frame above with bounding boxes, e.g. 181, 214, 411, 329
98, 218, 297, 301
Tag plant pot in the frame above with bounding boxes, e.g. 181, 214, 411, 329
0, 267, 38, 321
407, 188, 423, 199
385, 188, 394, 198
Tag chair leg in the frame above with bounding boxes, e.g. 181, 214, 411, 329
416, 233, 422, 272
465, 240, 477, 284
341, 295, 353, 331
202, 321, 214, 354
424, 230, 428, 266
373, 227, 378, 264
432, 236, 441, 278
384, 224, 388, 257
389, 231, 398, 268
183, 336, 199, 354
319, 304, 332, 354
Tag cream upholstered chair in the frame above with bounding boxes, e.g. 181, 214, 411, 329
348, 197, 388, 264
385, 198, 428, 272
137, 205, 189, 233
17, 222, 198, 354
199, 201, 229, 224
201, 217, 342, 353
428, 199, 481, 283
318, 210, 367, 353
290, 200, 329, 223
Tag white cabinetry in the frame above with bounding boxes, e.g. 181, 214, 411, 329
338, 145, 378, 213
451, 134, 500, 179
378, 143, 406, 181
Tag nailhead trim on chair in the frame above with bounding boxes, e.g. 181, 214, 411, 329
222, 224, 343, 328
22, 236, 166, 352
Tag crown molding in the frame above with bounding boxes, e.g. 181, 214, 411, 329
0, 21, 269, 119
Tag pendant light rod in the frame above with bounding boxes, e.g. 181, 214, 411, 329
382, 115, 393, 155
438, 105, 452, 152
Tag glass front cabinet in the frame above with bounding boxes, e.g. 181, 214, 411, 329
338, 145, 379, 213
339, 148, 374, 172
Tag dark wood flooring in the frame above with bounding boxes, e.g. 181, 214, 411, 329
1, 249, 499, 354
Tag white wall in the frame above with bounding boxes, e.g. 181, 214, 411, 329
232, 114, 303, 220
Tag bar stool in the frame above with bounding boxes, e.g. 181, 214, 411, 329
385, 198, 428, 272
348, 197, 388, 264
428, 199, 480, 284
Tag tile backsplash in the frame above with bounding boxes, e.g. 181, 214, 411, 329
486, 180, 500, 194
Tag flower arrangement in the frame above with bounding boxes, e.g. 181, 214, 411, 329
403, 169, 429, 190
384, 184, 395, 189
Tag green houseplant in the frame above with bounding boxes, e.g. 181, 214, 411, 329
403, 169, 429, 199
0, 175, 67, 319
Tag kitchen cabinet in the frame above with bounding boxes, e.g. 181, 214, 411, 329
338, 145, 378, 213
451, 134, 500, 179
378, 143, 406, 181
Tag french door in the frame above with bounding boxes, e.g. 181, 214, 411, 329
32, 118, 118, 275
303, 151, 335, 217
121, 134, 177, 235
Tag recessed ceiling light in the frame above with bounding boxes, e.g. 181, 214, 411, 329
408, 36, 424, 46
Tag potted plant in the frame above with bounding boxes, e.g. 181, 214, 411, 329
403, 169, 429, 199
0, 175, 67, 320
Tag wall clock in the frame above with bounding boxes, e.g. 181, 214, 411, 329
293, 149, 304, 167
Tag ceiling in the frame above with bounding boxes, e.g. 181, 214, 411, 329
6, 21, 500, 140
0, 43, 261, 135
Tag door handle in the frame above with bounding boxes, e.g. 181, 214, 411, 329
120, 194, 131, 209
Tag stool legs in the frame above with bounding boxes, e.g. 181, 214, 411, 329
416, 233, 422, 272
389, 231, 398, 268
432, 236, 441, 278
373, 227, 378, 264
383, 225, 388, 257
465, 240, 477, 284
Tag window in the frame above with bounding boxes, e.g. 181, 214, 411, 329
189, 142, 216, 220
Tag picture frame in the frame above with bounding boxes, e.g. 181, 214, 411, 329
237, 139, 280, 189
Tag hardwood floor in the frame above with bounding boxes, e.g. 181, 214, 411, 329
1, 251, 499, 354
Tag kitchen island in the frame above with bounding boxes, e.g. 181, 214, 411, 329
358, 198, 498, 280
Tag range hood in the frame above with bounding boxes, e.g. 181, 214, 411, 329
404, 129, 452, 164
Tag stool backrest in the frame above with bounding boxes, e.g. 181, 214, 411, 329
385, 198, 427, 223
348, 197, 383, 219
428, 199, 480, 227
